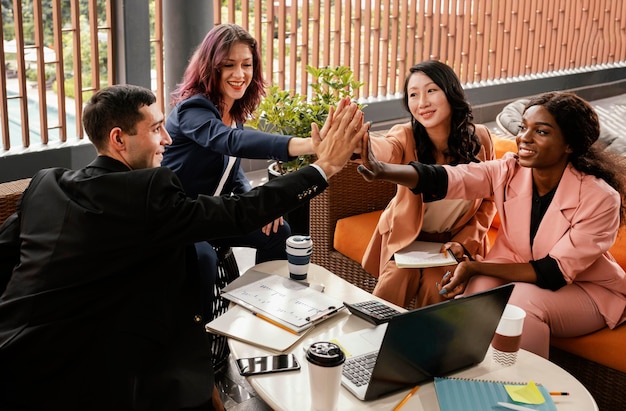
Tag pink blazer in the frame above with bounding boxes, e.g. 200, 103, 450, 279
445, 152, 626, 328
362, 123, 496, 277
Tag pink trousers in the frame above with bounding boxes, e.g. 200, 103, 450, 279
373, 260, 452, 308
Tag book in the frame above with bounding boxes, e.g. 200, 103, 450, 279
205, 304, 310, 352
220, 269, 345, 334
393, 240, 458, 268
434, 377, 558, 411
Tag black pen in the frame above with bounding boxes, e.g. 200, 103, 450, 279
306, 305, 344, 322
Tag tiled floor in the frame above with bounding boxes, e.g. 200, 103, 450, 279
215, 93, 626, 410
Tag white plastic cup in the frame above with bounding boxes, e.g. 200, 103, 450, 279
306, 341, 345, 411
286, 235, 313, 280
491, 304, 526, 366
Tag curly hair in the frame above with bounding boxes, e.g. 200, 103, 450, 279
402, 60, 481, 165
169, 24, 266, 124
525, 91, 626, 225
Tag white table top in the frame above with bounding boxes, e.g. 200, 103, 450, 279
227, 261, 598, 411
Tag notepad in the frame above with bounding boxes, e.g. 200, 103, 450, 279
394, 240, 457, 268
434, 377, 558, 411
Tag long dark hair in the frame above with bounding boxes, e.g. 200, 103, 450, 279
525, 92, 626, 225
402, 60, 481, 165
170, 24, 265, 124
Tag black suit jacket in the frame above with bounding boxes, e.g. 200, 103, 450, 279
0, 156, 327, 411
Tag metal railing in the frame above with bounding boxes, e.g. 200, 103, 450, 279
1, 0, 625, 152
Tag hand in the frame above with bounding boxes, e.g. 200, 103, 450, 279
261, 217, 284, 236
437, 261, 473, 298
356, 135, 384, 181
317, 97, 350, 142
312, 101, 369, 178
441, 241, 465, 262
357, 135, 421, 188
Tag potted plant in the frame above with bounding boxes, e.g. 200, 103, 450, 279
247, 65, 364, 234
248, 65, 365, 174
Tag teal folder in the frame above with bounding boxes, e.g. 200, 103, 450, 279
434, 377, 558, 411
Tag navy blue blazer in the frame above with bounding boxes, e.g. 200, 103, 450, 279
164, 94, 294, 197
0, 156, 327, 410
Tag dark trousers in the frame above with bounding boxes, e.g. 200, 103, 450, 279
194, 222, 291, 321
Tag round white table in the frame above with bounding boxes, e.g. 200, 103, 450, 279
228, 260, 598, 411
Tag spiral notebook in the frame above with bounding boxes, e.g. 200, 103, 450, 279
434, 377, 558, 411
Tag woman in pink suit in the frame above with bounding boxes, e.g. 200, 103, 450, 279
362, 60, 496, 308
358, 91, 626, 358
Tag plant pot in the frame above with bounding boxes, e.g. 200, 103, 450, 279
268, 162, 310, 235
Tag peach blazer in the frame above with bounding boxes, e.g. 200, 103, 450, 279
362, 123, 497, 277
445, 152, 626, 328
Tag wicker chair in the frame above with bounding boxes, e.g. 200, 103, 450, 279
309, 161, 395, 293
0, 178, 31, 224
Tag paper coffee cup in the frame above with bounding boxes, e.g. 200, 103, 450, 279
306, 341, 345, 411
286, 235, 313, 280
492, 304, 526, 366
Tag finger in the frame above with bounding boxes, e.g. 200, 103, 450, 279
262, 223, 271, 236
357, 163, 375, 181
360, 131, 369, 164
311, 123, 321, 146
320, 105, 335, 138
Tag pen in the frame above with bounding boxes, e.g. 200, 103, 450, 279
550, 391, 570, 396
392, 385, 419, 411
497, 402, 536, 411
306, 305, 343, 322
253, 312, 299, 335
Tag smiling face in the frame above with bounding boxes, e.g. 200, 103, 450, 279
406, 71, 453, 135
516, 104, 572, 180
118, 103, 171, 170
219, 41, 253, 111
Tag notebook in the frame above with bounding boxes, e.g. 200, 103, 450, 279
434, 377, 558, 411
334, 283, 514, 401
394, 240, 458, 268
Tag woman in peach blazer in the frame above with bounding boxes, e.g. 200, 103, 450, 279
361, 61, 497, 308
358, 92, 626, 358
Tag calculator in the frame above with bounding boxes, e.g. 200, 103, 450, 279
343, 300, 401, 325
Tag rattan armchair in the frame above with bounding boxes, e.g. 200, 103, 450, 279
0, 179, 31, 224
309, 162, 395, 293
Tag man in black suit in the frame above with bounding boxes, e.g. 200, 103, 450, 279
0, 84, 367, 411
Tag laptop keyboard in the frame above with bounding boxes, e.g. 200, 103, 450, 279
342, 352, 378, 387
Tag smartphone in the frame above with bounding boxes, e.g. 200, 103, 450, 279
235, 354, 301, 376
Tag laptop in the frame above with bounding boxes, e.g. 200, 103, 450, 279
335, 283, 514, 401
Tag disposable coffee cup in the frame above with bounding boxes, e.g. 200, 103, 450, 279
286, 235, 313, 280
306, 341, 345, 411
491, 304, 526, 366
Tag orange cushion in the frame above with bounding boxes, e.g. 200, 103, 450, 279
551, 324, 626, 373
334, 210, 382, 263
493, 134, 517, 159
608, 225, 626, 268
487, 226, 499, 246
549, 227, 626, 372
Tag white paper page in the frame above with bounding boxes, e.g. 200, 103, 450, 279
394, 240, 457, 268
